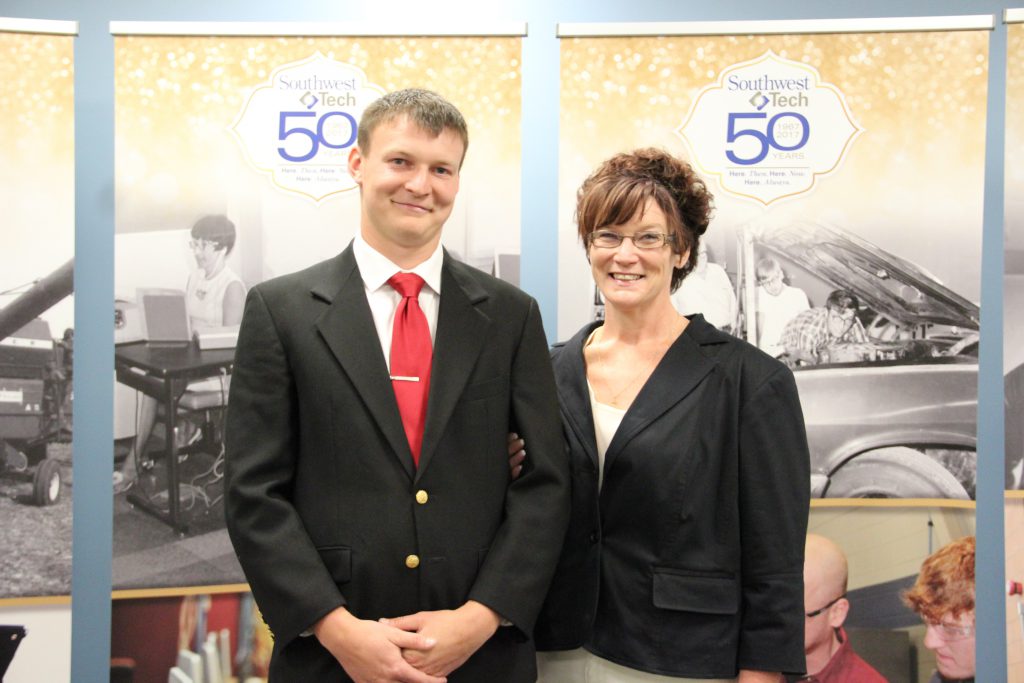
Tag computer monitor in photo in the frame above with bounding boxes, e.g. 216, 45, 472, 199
137, 288, 191, 344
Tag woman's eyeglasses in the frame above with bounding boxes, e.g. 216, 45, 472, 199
588, 230, 675, 250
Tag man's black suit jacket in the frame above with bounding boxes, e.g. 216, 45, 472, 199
225, 245, 569, 682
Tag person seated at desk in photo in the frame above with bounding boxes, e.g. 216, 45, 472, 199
903, 536, 976, 683
755, 257, 809, 358
790, 534, 887, 683
670, 241, 737, 332
184, 215, 246, 332
114, 214, 246, 492
780, 290, 869, 366
513, 148, 810, 683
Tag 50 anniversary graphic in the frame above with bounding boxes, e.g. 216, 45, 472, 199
232, 53, 384, 203
678, 51, 861, 205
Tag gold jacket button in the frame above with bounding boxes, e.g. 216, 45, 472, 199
405, 554, 420, 569
415, 490, 429, 505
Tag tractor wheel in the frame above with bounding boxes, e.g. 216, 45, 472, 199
32, 457, 62, 506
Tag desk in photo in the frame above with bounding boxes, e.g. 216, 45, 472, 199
114, 341, 235, 535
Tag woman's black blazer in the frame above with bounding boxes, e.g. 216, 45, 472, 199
534, 315, 810, 679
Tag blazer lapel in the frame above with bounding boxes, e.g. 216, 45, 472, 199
415, 254, 491, 479
554, 324, 600, 472
313, 246, 416, 479
602, 316, 723, 477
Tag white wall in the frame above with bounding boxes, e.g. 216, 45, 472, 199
0, 603, 72, 683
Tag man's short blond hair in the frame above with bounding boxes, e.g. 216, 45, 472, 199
357, 88, 468, 166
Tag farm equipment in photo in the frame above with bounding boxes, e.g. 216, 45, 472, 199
0, 259, 73, 505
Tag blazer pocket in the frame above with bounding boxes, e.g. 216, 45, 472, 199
318, 545, 352, 585
461, 376, 508, 402
651, 567, 739, 615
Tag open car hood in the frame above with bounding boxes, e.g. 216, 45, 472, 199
753, 222, 979, 331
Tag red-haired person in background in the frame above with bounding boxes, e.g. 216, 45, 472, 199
903, 536, 976, 683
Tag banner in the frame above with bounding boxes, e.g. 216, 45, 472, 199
1005, 10, 1024, 681
0, 22, 76, 683
0, 20, 76, 603
111, 25, 524, 591
558, 18, 990, 502
1005, 10, 1024, 494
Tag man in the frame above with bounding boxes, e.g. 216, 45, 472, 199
780, 289, 869, 365
225, 89, 569, 683
904, 537, 976, 683
670, 241, 737, 331
791, 534, 887, 682
754, 256, 809, 357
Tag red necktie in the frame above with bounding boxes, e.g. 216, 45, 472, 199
388, 273, 432, 466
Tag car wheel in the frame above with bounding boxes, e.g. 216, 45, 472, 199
824, 446, 970, 499
32, 457, 62, 506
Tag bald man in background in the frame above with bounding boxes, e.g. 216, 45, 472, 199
791, 534, 887, 682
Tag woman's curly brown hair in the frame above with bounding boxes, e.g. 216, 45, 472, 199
575, 148, 714, 292
902, 536, 975, 622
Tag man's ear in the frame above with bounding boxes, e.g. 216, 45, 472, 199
348, 146, 363, 184
828, 597, 851, 629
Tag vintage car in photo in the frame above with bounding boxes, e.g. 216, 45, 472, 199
737, 223, 978, 500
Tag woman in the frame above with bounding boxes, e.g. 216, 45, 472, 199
115, 214, 246, 491
517, 149, 810, 682
184, 214, 246, 331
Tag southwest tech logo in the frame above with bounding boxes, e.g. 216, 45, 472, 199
295, 89, 355, 108
727, 73, 810, 93
231, 52, 385, 203
276, 74, 359, 92
676, 50, 861, 205
278, 73, 358, 109
731, 73, 811, 110
747, 89, 808, 109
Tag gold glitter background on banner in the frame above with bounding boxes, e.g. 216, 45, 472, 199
0, 31, 75, 335
115, 35, 521, 231
1007, 24, 1023, 239
0, 32, 75, 162
561, 32, 987, 178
